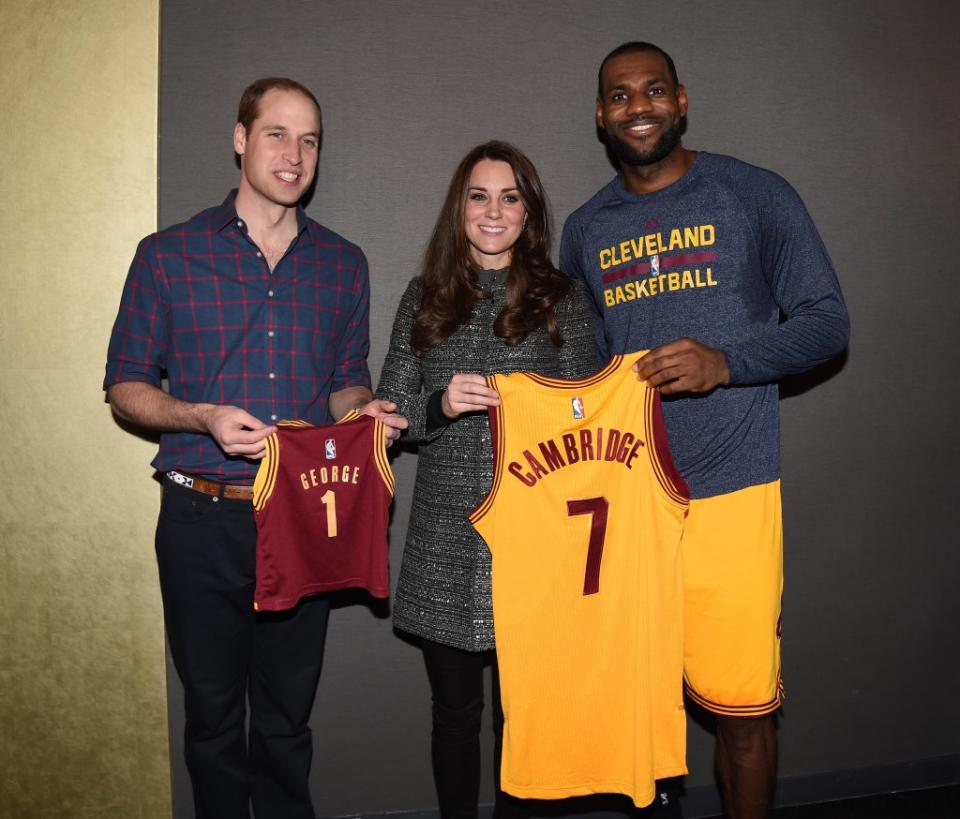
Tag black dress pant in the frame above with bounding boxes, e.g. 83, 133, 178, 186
156, 477, 330, 819
421, 639, 530, 819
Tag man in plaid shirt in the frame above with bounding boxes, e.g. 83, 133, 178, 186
104, 77, 405, 819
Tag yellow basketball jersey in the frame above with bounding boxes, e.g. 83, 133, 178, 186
470, 354, 689, 808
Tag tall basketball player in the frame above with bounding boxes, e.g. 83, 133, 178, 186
561, 42, 849, 819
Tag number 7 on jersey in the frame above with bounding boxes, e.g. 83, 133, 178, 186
566, 497, 609, 595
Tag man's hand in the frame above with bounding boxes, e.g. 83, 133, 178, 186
441, 374, 501, 419
107, 382, 275, 458
200, 405, 276, 459
633, 338, 730, 395
357, 399, 409, 442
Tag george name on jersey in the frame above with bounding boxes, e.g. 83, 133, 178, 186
508, 426, 644, 487
300, 464, 361, 490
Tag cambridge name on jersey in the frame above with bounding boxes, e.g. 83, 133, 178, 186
252, 411, 395, 612
470, 355, 689, 808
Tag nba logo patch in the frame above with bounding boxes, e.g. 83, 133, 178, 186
324, 438, 337, 460
571, 396, 585, 420
650, 254, 660, 275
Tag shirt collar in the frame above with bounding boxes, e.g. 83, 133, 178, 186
213, 189, 312, 238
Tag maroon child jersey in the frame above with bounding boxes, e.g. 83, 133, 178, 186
252, 411, 395, 611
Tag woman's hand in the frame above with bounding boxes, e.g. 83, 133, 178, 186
441, 374, 501, 419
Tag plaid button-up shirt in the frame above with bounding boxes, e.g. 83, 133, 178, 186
105, 190, 372, 482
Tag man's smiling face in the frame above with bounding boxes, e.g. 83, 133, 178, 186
596, 50, 688, 167
234, 88, 321, 207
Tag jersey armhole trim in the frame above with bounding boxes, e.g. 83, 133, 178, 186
469, 375, 502, 525
645, 388, 690, 505
337, 411, 395, 496
372, 418, 395, 496
252, 432, 281, 511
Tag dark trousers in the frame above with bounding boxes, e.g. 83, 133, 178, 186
421, 639, 530, 819
156, 478, 330, 819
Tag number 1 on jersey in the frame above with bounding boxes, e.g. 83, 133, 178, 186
320, 489, 338, 537
566, 497, 609, 595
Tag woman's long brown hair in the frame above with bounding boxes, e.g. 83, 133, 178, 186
410, 141, 572, 355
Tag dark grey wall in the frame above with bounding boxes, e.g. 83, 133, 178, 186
159, 1, 960, 816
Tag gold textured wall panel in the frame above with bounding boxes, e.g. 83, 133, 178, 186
0, 1, 169, 817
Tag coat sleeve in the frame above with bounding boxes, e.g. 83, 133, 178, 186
560, 215, 610, 360
556, 279, 603, 378
374, 277, 447, 443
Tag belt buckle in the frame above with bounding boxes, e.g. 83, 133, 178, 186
166, 470, 195, 489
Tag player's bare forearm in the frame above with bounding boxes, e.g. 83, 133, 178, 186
633, 337, 730, 395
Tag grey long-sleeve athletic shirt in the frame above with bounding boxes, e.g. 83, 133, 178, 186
561, 152, 849, 498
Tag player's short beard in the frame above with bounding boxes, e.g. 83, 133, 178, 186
606, 116, 686, 167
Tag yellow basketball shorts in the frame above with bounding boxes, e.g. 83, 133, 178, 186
681, 480, 784, 717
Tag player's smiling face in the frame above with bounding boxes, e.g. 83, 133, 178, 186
233, 88, 321, 207
463, 159, 527, 269
596, 51, 688, 167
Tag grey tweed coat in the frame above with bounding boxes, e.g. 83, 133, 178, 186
375, 275, 600, 651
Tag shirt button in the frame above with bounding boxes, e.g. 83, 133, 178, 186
212, 496, 220, 503
267, 330, 274, 338
267, 290, 274, 297
237, 220, 244, 227
269, 372, 276, 379
270, 414, 278, 421
256, 251, 262, 258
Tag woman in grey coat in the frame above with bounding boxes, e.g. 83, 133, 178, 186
376, 141, 599, 819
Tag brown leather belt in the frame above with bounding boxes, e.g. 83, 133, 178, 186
165, 470, 254, 501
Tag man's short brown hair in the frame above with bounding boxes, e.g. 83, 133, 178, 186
237, 77, 322, 135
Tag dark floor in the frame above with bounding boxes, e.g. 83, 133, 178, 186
702, 784, 960, 818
